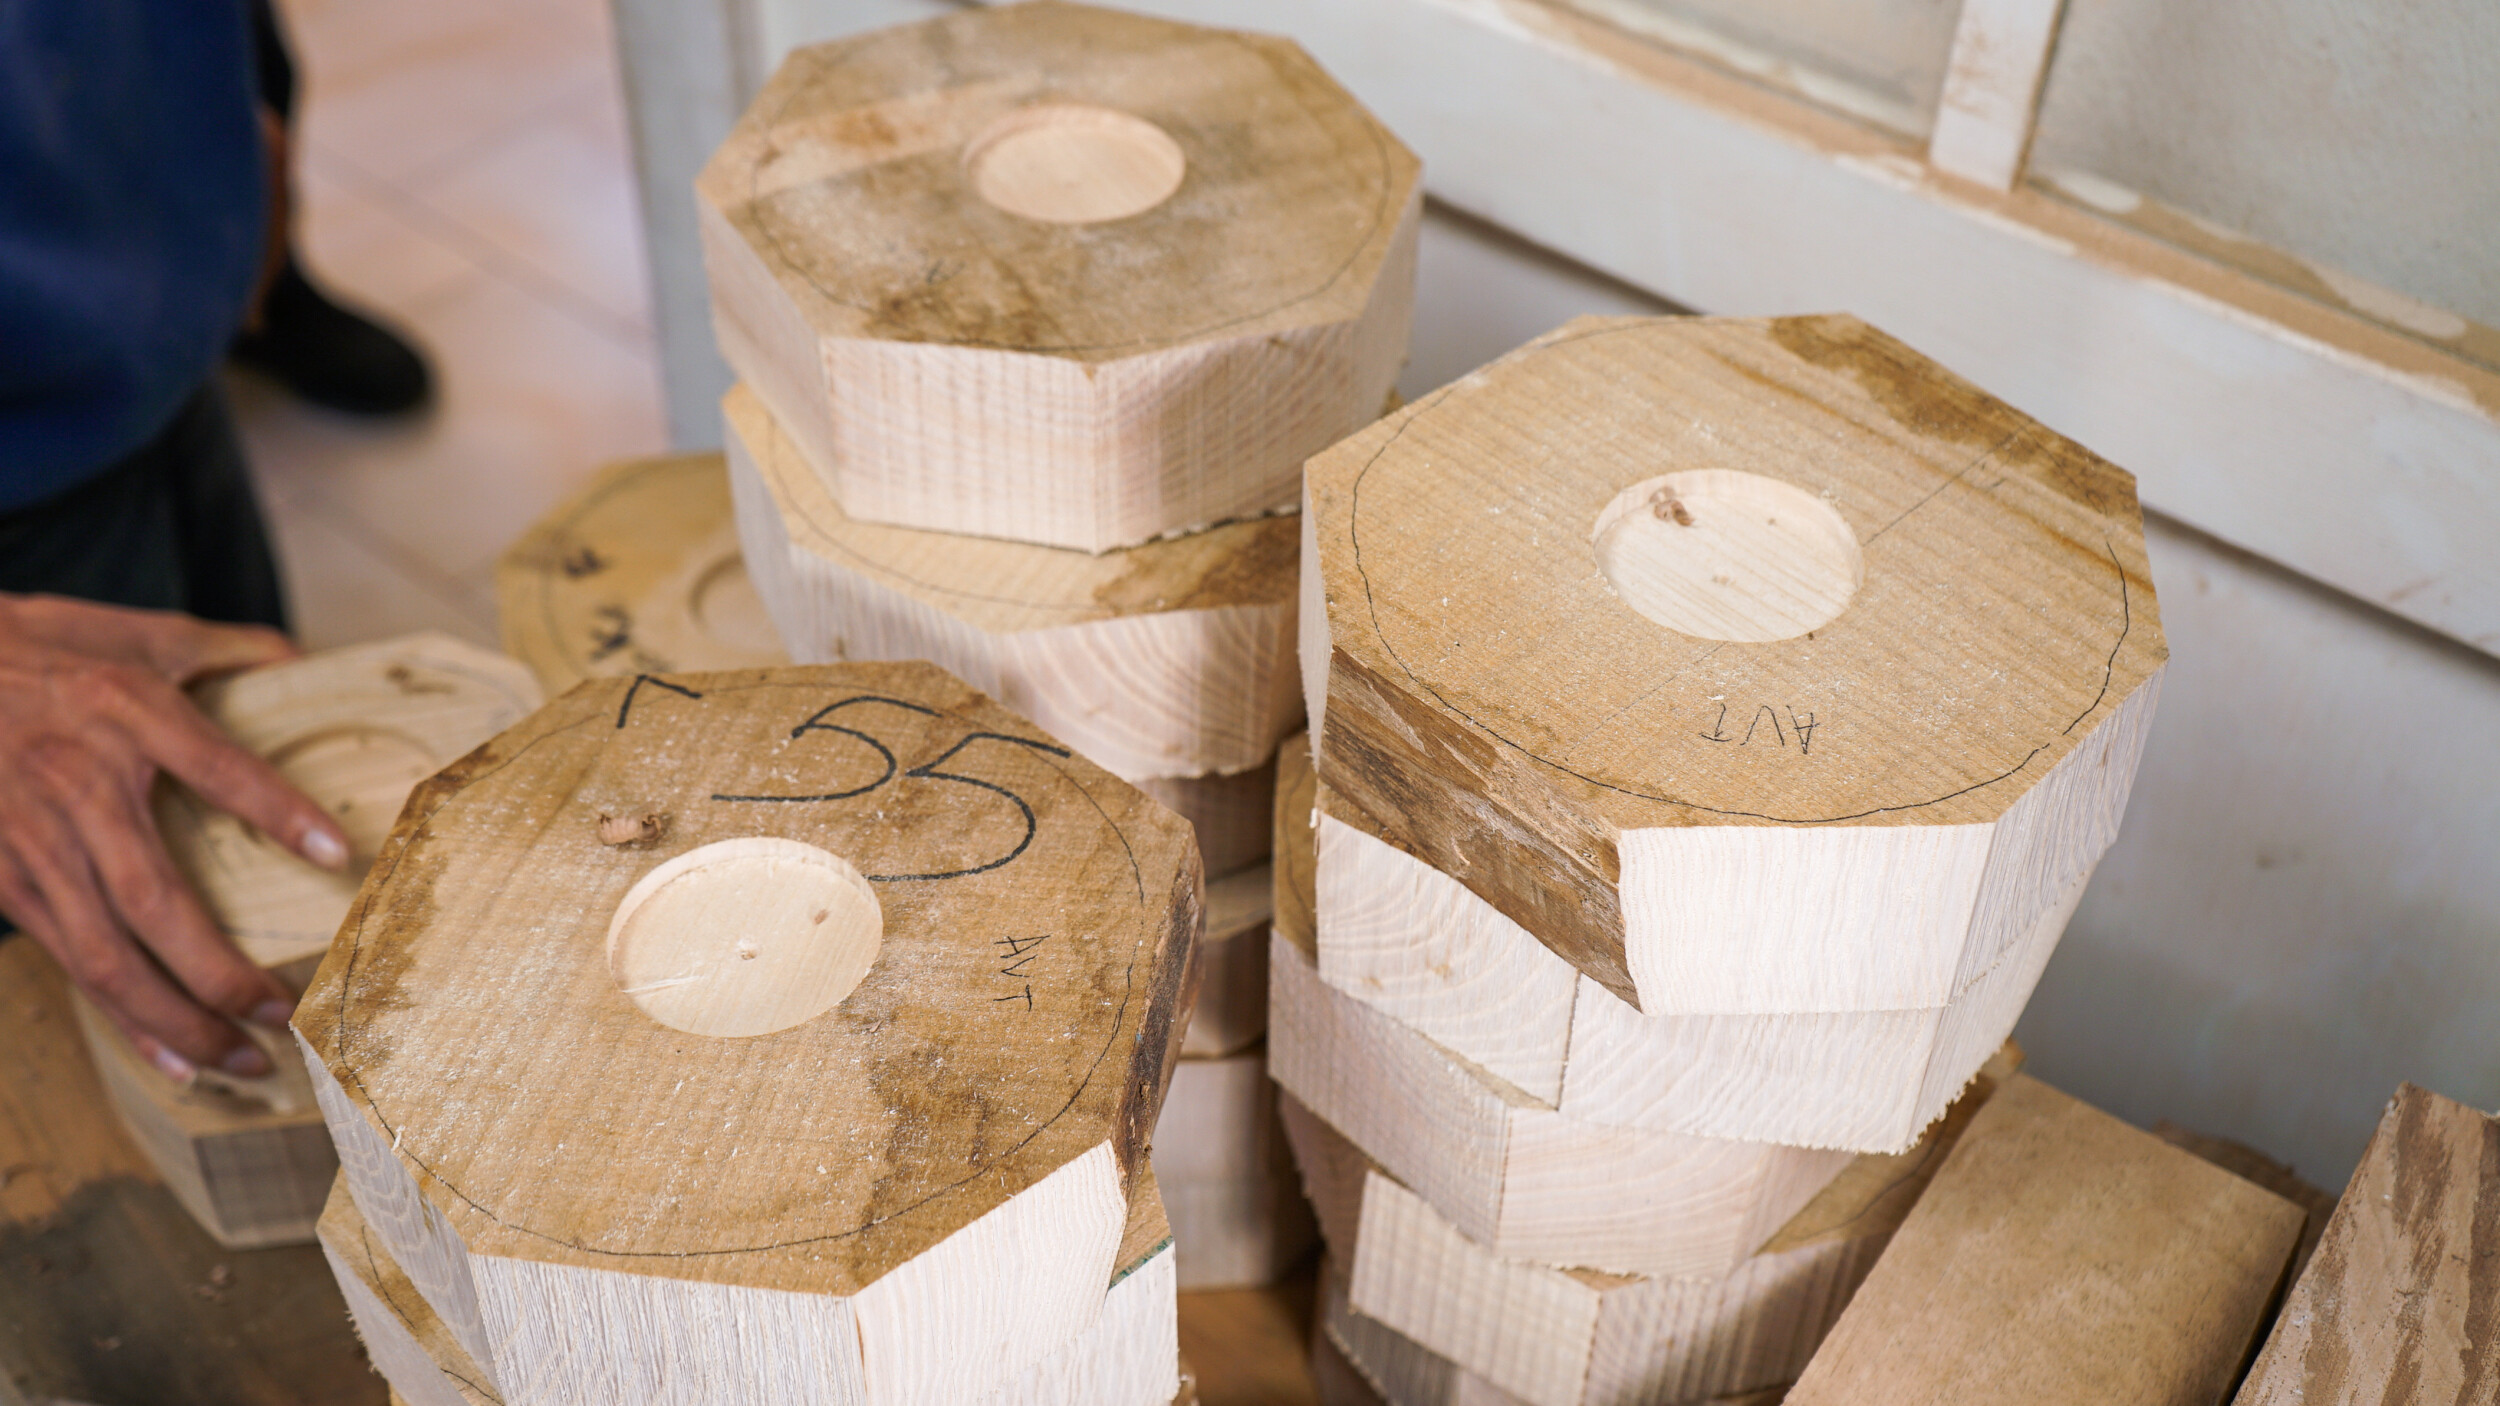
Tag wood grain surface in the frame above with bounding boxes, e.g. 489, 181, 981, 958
1785, 1074, 2303, 1406
294, 663, 1200, 1404
2232, 1083, 2497, 1406
495, 450, 789, 695
1303, 313, 2163, 1015
697, 1, 1419, 551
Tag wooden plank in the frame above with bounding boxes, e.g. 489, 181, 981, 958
1785, 1074, 2304, 1406
1926, 0, 2067, 190
1315, 795, 2089, 1151
1088, 0, 2500, 656
726, 381, 1303, 786
2153, 1121, 2341, 1288
1177, 1264, 1322, 1406
0, 936, 382, 1406
697, 1, 1419, 552
495, 451, 789, 696
1139, 761, 1279, 883
293, 663, 1199, 1406
2232, 1083, 2498, 1405
1153, 1048, 1317, 1290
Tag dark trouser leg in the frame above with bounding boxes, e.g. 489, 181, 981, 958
0, 385, 290, 632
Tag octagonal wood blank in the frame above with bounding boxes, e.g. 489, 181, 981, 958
295, 663, 1199, 1406
1303, 314, 2164, 1017
697, 1, 1420, 552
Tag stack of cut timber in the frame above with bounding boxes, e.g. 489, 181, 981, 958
697, 0, 1420, 1291
295, 663, 1200, 1403
496, 450, 790, 694
1285, 314, 2171, 1404
73, 632, 540, 1249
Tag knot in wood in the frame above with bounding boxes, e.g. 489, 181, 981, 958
597, 809, 669, 846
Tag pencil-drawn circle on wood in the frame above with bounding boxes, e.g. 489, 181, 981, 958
1591, 471, 1863, 643
729, 6, 1410, 353
309, 667, 1196, 1275
265, 726, 440, 862
607, 837, 884, 1038
688, 550, 782, 656
965, 105, 1186, 225
1331, 318, 2158, 825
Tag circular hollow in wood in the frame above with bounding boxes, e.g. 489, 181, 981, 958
1591, 470, 1863, 643
688, 550, 782, 656
965, 104, 1186, 224
264, 726, 441, 862
607, 837, 883, 1038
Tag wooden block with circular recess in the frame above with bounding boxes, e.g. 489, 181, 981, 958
1303, 313, 2163, 1017
1317, 791, 2086, 1152
293, 663, 1199, 1406
73, 633, 540, 1250
696, 0, 1420, 553
496, 451, 789, 695
725, 381, 1301, 789
325, 1169, 1185, 1406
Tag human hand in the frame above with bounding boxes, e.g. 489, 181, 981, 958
0, 595, 349, 1079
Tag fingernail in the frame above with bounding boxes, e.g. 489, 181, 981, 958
251, 999, 296, 1029
303, 827, 348, 870
149, 1045, 197, 1082
221, 1044, 272, 1078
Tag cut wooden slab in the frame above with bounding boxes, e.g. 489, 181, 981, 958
1153, 1048, 1315, 1290
1316, 797, 2087, 1152
1270, 931, 1849, 1278
1181, 865, 1276, 1058
726, 382, 1302, 784
1289, 1051, 2011, 1406
2153, 1121, 2341, 1288
697, 1, 1420, 553
1318, 1255, 1525, 1406
76, 634, 539, 1249
496, 451, 789, 695
325, 1169, 1186, 1406
1304, 314, 2163, 1015
2233, 1083, 2497, 1406
160, 633, 543, 969
294, 663, 1199, 1406
1785, 1074, 2303, 1406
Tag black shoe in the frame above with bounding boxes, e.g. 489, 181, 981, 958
232, 260, 434, 416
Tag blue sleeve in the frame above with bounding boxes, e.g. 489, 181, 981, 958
0, 0, 268, 511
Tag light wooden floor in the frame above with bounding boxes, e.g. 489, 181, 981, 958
236, 0, 669, 653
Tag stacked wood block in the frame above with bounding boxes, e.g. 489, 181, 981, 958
698, 1, 1419, 1291
1283, 314, 2170, 1403
497, 449, 790, 693
72, 633, 540, 1248
296, 664, 1199, 1403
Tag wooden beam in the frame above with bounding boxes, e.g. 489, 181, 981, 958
496, 451, 789, 695
698, 1, 1419, 552
294, 663, 1200, 1405
1926, 0, 2067, 190
1785, 1074, 2304, 1405
2233, 1083, 2499, 1404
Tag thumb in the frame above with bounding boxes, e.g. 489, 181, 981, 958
153, 619, 302, 685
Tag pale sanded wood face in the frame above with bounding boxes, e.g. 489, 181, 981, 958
159, 635, 544, 969
703, 2, 1414, 357
1309, 313, 2163, 831
496, 452, 789, 694
295, 663, 1199, 1297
